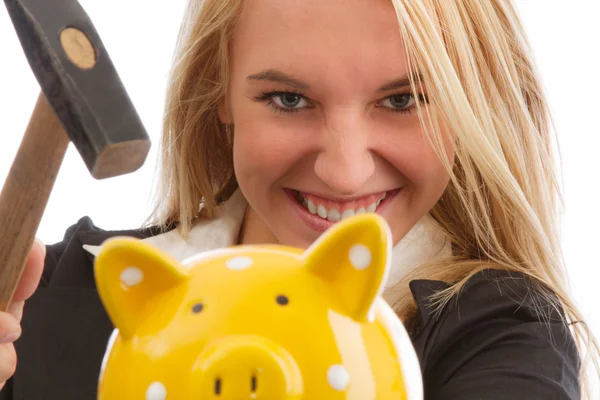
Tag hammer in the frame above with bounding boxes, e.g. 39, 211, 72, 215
0, 0, 151, 310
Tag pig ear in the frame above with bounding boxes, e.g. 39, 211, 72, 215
302, 214, 391, 322
94, 237, 190, 339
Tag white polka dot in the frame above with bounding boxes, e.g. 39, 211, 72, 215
348, 245, 371, 270
146, 381, 167, 400
226, 256, 253, 270
120, 267, 143, 287
327, 364, 350, 391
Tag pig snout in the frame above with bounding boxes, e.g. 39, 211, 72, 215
196, 335, 303, 399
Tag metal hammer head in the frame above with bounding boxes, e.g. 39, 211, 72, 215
4, 0, 151, 179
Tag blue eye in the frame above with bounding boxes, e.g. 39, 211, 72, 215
255, 91, 313, 113
380, 94, 415, 110
377, 93, 429, 115
254, 90, 426, 115
273, 93, 306, 109
389, 94, 413, 108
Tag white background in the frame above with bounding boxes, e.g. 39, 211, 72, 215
1, 0, 598, 348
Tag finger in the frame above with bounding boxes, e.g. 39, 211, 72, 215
0, 343, 17, 384
6, 301, 23, 324
0, 312, 20, 344
11, 239, 45, 303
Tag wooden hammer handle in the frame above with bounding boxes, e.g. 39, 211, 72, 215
0, 92, 70, 311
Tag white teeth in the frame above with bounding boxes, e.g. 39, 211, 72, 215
317, 205, 328, 218
327, 209, 341, 222
298, 192, 388, 221
341, 209, 355, 220
307, 200, 317, 214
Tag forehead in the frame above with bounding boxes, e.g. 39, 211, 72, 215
231, 0, 409, 90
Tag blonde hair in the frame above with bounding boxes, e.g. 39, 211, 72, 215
147, 0, 599, 396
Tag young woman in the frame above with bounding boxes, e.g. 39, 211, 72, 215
1, 0, 598, 398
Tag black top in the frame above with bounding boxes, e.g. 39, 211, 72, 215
1, 216, 581, 399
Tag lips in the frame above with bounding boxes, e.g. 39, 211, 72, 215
285, 188, 401, 232
295, 191, 388, 222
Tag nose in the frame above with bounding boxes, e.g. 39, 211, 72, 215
315, 116, 375, 195
196, 335, 303, 399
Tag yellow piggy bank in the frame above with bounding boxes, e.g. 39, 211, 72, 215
95, 214, 423, 399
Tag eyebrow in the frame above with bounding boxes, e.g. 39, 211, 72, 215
247, 69, 310, 90
246, 69, 423, 92
377, 73, 423, 92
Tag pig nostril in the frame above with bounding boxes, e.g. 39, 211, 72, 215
214, 378, 222, 395
276, 295, 289, 306
251, 375, 257, 392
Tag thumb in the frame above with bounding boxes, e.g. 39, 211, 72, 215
11, 238, 45, 303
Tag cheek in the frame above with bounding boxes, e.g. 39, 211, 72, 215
378, 117, 454, 190
232, 115, 311, 184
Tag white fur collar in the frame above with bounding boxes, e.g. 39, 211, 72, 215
83, 189, 451, 289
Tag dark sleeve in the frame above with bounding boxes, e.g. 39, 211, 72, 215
39, 216, 101, 287
0, 217, 96, 399
0, 381, 11, 399
422, 270, 581, 400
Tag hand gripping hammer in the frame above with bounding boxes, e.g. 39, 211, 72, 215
0, 0, 152, 310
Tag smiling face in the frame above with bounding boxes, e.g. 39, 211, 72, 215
221, 0, 454, 248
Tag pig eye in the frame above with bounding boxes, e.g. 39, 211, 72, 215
192, 303, 204, 313
276, 295, 289, 306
